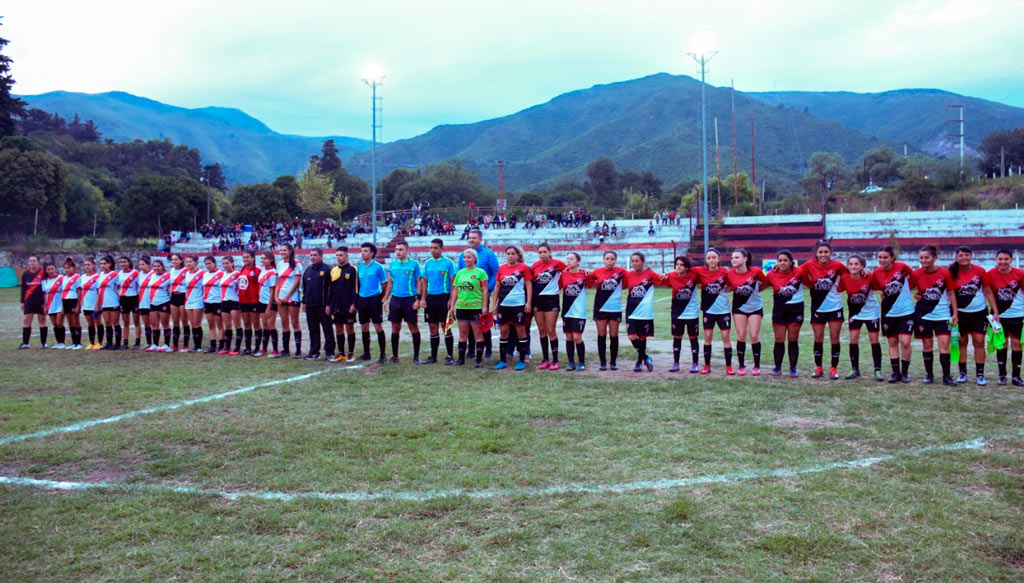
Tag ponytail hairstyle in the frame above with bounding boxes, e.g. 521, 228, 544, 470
137, 255, 150, 269
505, 246, 523, 262
734, 248, 752, 269
282, 243, 297, 269
100, 255, 115, 271
169, 253, 184, 269
261, 250, 276, 268
813, 240, 832, 253
63, 257, 76, 268
537, 242, 551, 254
950, 245, 973, 279
120, 255, 134, 270
919, 245, 938, 259
776, 249, 794, 271
848, 254, 867, 270
567, 252, 581, 263
631, 251, 646, 264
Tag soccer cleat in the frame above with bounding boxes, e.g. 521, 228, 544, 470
771, 367, 782, 376
577, 364, 586, 371
305, 353, 321, 361
811, 367, 824, 378
455, 359, 465, 366
998, 376, 1007, 386
484, 351, 493, 361
53, 343, 66, 349
829, 367, 839, 380
957, 372, 968, 384
218, 349, 230, 356
158, 345, 169, 353
976, 375, 988, 387
41, 343, 49, 349
549, 362, 560, 371
887, 372, 900, 383
474, 361, 482, 368
18, 343, 29, 349
633, 362, 643, 372
293, 352, 303, 359
229, 350, 241, 356
422, 357, 437, 364
514, 361, 526, 371
241, 348, 252, 356
609, 363, 618, 371
281, 350, 290, 358
390, 356, 400, 363
359, 353, 371, 361
845, 370, 860, 380
466, 350, 476, 359
645, 356, 653, 372
1011, 376, 1024, 386
333, 354, 347, 362
145, 345, 156, 352
413, 358, 423, 365
444, 356, 455, 366
192, 347, 204, 353
669, 362, 680, 372
495, 361, 508, 370
566, 362, 577, 371
942, 375, 957, 386
874, 370, 884, 382
538, 360, 551, 370
725, 365, 735, 376
752, 367, 761, 376
922, 376, 934, 385
378, 355, 386, 364
700, 365, 711, 375
737, 366, 746, 376
598, 363, 608, 371
789, 367, 799, 378
267, 351, 281, 358
689, 363, 700, 373
132, 343, 142, 350
901, 374, 911, 384
205, 347, 218, 354
252, 350, 264, 357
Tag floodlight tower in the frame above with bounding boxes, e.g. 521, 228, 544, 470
689, 36, 717, 252
362, 65, 385, 246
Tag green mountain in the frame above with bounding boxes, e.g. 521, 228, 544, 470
17, 90, 371, 184
746, 88, 1024, 158
346, 73, 903, 193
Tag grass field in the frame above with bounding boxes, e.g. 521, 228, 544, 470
2, 286, 1023, 582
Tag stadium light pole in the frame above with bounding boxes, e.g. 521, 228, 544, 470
689, 39, 717, 252
362, 65, 385, 247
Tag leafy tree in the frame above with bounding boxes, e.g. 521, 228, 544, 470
381, 167, 419, 209
231, 183, 290, 223
298, 162, 346, 218
623, 187, 656, 216
798, 152, 848, 197
64, 171, 114, 236
326, 167, 370, 216
897, 177, 940, 208
121, 174, 208, 235
319, 139, 342, 173
978, 128, 1024, 176
618, 169, 663, 197
272, 174, 302, 217
515, 192, 545, 206
547, 188, 588, 207
0, 20, 26, 138
856, 147, 904, 186
392, 159, 493, 210
0, 148, 68, 228
201, 163, 227, 192
899, 154, 938, 180
585, 157, 619, 206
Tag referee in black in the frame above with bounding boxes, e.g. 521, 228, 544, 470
301, 248, 335, 360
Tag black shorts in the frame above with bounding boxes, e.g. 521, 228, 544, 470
1001, 317, 1023, 340
257, 302, 278, 313
772, 302, 804, 326
388, 296, 418, 324
497, 305, 526, 325
240, 302, 260, 314
22, 300, 44, 315
139, 307, 151, 316
279, 300, 301, 308
332, 312, 356, 325
849, 319, 880, 333
957, 310, 988, 335
703, 312, 731, 330
734, 308, 764, 317
563, 316, 586, 334
456, 308, 481, 323
221, 300, 239, 313
627, 318, 654, 338
119, 296, 139, 314
170, 292, 186, 307
811, 308, 843, 324
151, 302, 170, 314
671, 318, 699, 338
203, 303, 222, 316
533, 295, 560, 312
424, 294, 449, 324
62, 299, 78, 315
915, 318, 950, 339
594, 310, 622, 322
357, 295, 384, 324
102, 306, 120, 312
881, 314, 914, 337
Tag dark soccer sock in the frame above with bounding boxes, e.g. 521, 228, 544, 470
172, 326, 180, 347
194, 327, 203, 348
145, 327, 153, 345
114, 325, 122, 346
347, 333, 356, 356
103, 325, 112, 345
958, 361, 968, 375
245, 329, 254, 351
630, 337, 642, 362
335, 333, 344, 355
183, 325, 191, 348
282, 331, 291, 353
224, 329, 233, 350
991, 348, 1007, 375
690, 337, 700, 365
703, 344, 712, 366
253, 329, 262, 352
499, 338, 509, 362
467, 334, 476, 356
774, 341, 785, 368
610, 337, 619, 365
518, 337, 528, 362
673, 337, 682, 364
458, 340, 467, 362
376, 331, 386, 358
940, 353, 951, 378
976, 362, 985, 377
163, 328, 171, 345
638, 338, 647, 363
270, 329, 278, 351
813, 341, 823, 368
923, 351, 934, 379
22, 326, 31, 345
871, 343, 882, 370
891, 357, 900, 375
597, 335, 607, 366
294, 331, 301, 354
88, 324, 96, 345
901, 359, 911, 377
550, 338, 558, 363
412, 332, 421, 360
752, 342, 761, 368
1012, 350, 1022, 378
831, 343, 841, 368
576, 341, 585, 364
362, 331, 371, 355
736, 341, 746, 367
391, 333, 400, 358
55, 326, 65, 344
444, 331, 454, 358
476, 342, 484, 365
849, 343, 860, 371
210, 338, 217, 350
484, 330, 493, 355
430, 335, 440, 359
540, 336, 550, 362
724, 346, 733, 367
788, 340, 799, 369
235, 328, 243, 351
73, 327, 82, 345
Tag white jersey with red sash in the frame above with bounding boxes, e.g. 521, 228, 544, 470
220, 270, 241, 303
259, 269, 278, 305
137, 270, 155, 310
80, 273, 101, 311
118, 269, 140, 298
43, 276, 65, 314
277, 263, 302, 303
203, 270, 225, 304
60, 273, 82, 301
184, 269, 205, 309
149, 272, 172, 306
170, 267, 189, 294
97, 271, 121, 309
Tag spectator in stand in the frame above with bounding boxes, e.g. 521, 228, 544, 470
611, 224, 618, 237
648, 221, 656, 236
654, 211, 662, 226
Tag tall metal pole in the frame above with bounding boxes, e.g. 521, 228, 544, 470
363, 75, 384, 246
731, 80, 738, 206
690, 51, 716, 252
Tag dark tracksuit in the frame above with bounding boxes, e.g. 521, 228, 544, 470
302, 260, 334, 356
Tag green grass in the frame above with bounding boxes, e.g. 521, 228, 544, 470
1, 287, 1023, 581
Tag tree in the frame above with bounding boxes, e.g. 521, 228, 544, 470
381, 167, 419, 209
327, 167, 370, 216
0, 148, 68, 229
64, 171, 114, 236
585, 157, 619, 206
392, 159, 493, 210
897, 177, 940, 208
272, 175, 302, 217
798, 152, 848, 198
231, 183, 290, 223
619, 169, 663, 197
319, 139, 342, 173
515, 192, 544, 206
201, 163, 227, 192
0, 20, 26, 138
899, 154, 939, 180
978, 128, 1024, 176
121, 174, 208, 235
856, 147, 904, 186
298, 162, 346, 218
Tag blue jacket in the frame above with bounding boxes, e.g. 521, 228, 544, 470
457, 245, 500, 291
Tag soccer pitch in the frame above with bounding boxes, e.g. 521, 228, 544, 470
1, 287, 1023, 582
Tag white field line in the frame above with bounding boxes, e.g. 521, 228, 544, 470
0, 436, 996, 502
0, 364, 367, 446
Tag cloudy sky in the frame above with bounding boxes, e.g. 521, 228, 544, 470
4, 0, 1023, 141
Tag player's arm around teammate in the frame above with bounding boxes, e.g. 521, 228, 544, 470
912, 245, 958, 386
870, 246, 917, 383
558, 252, 591, 371
220, 255, 243, 355
949, 246, 998, 385
800, 241, 848, 379
491, 246, 533, 370
623, 252, 659, 372
765, 250, 804, 377
530, 243, 566, 370
724, 248, 770, 376
988, 250, 1024, 386
691, 249, 733, 374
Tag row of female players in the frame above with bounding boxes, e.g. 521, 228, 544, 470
18, 246, 310, 357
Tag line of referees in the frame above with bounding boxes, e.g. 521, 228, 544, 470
12, 242, 1024, 386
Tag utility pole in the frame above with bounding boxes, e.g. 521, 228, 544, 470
750, 113, 756, 189
731, 80, 738, 206
363, 72, 385, 246
947, 104, 964, 184
714, 117, 721, 219
497, 160, 506, 210
688, 50, 717, 252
